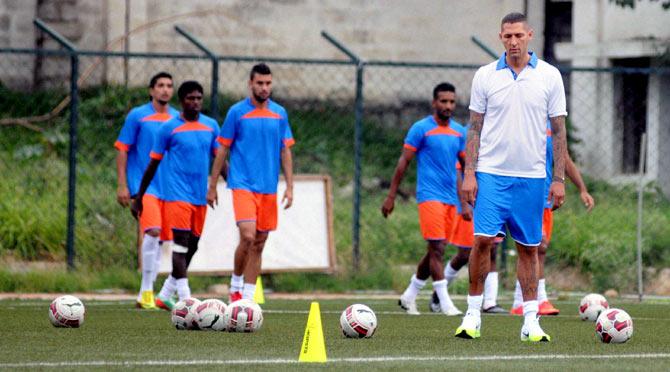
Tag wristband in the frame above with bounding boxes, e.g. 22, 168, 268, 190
552, 176, 565, 184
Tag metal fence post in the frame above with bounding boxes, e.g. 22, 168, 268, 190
33, 19, 79, 270
321, 31, 364, 271
636, 133, 647, 301
174, 26, 220, 121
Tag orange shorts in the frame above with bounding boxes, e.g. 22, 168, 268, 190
232, 189, 278, 231
450, 213, 474, 248
162, 201, 207, 237
417, 202, 457, 241
542, 208, 553, 243
139, 194, 171, 240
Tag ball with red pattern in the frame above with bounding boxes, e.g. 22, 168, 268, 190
171, 298, 202, 330
223, 299, 263, 333
340, 304, 377, 338
579, 293, 609, 321
48, 295, 85, 328
596, 308, 633, 344
195, 299, 227, 331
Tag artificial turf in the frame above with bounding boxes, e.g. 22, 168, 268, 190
1, 297, 669, 371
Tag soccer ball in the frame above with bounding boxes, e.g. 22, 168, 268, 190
340, 304, 377, 338
195, 299, 227, 331
579, 293, 609, 321
49, 295, 85, 328
223, 299, 263, 332
596, 308, 633, 344
171, 298, 201, 330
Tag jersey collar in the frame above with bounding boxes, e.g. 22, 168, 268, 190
496, 51, 538, 70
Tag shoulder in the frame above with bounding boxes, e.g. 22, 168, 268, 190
409, 116, 433, 132
198, 114, 219, 130
167, 105, 180, 118
475, 61, 498, 77
450, 120, 467, 135
268, 100, 288, 118
227, 99, 251, 115
126, 103, 150, 120
536, 59, 562, 79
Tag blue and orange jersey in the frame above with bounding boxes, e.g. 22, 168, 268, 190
114, 102, 179, 197
150, 113, 220, 205
544, 120, 554, 209
404, 116, 466, 205
218, 98, 294, 194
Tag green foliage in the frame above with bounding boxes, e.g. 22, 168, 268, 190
0, 85, 669, 293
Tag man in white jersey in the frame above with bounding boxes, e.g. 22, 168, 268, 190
455, 12, 567, 342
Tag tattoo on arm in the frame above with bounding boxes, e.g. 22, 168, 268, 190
465, 111, 484, 171
550, 115, 567, 180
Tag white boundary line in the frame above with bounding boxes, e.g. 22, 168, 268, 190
1, 353, 670, 368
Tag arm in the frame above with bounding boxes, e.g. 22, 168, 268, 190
115, 150, 131, 207
549, 115, 567, 209
280, 146, 294, 209
565, 153, 595, 212
206, 146, 229, 208
456, 169, 473, 221
381, 148, 415, 218
130, 159, 160, 219
462, 111, 484, 204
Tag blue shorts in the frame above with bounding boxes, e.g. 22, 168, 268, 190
473, 172, 544, 246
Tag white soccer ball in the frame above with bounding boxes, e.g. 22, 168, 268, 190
48, 295, 85, 328
223, 299, 263, 332
171, 298, 201, 330
579, 293, 609, 321
195, 299, 227, 331
596, 308, 633, 344
340, 304, 377, 338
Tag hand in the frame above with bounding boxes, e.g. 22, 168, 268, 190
116, 186, 131, 207
460, 202, 473, 221
381, 195, 395, 218
461, 171, 478, 205
206, 186, 218, 208
580, 190, 595, 212
549, 181, 566, 210
130, 197, 143, 220
282, 187, 293, 209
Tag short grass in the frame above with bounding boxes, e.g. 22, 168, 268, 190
1, 296, 669, 371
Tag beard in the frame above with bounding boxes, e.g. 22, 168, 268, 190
253, 92, 269, 103
437, 111, 451, 122
156, 99, 169, 106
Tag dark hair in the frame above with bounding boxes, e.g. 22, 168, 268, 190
250, 63, 272, 80
433, 82, 455, 99
149, 72, 172, 88
501, 12, 527, 27
177, 80, 203, 101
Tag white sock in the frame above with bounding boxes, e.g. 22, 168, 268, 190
444, 262, 460, 285
242, 283, 256, 300
466, 294, 483, 318
523, 300, 539, 326
433, 279, 453, 311
151, 241, 164, 283
159, 275, 177, 299
401, 274, 426, 301
231, 274, 244, 293
513, 280, 523, 308
139, 234, 160, 298
483, 272, 499, 309
538, 278, 548, 302
176, 278, 191, 301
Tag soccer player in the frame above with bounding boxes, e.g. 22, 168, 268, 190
510, 124, 595, 315
114, 72, 178, 309
381, 82, 465, 316
132, 81, 220, 307
456, 12, 567, 342
207, 63, 295, 303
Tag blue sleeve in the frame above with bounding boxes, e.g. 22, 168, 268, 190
281, 110, 294, 148
403, 123, 424, 152
220, 107, 238, 145
211, 122, 221, 155
116, 109, 140, 147
151, 123, 171, 157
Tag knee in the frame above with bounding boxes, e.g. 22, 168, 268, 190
428, 242, 445, 259
145, 228, 160, 238
240, 230, 256, 246
538, 239, 548, 256
453, 249, 470, 266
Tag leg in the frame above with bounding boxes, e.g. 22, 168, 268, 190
468, 236, 495, 296
242, 230, 269, 300
483, 243, 506, 313
230, 221, 256, 301
171, 229, 191, 301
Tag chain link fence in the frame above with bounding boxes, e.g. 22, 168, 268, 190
1, 45, 669, 294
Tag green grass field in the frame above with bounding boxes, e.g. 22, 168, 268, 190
1, 296, 669, 371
